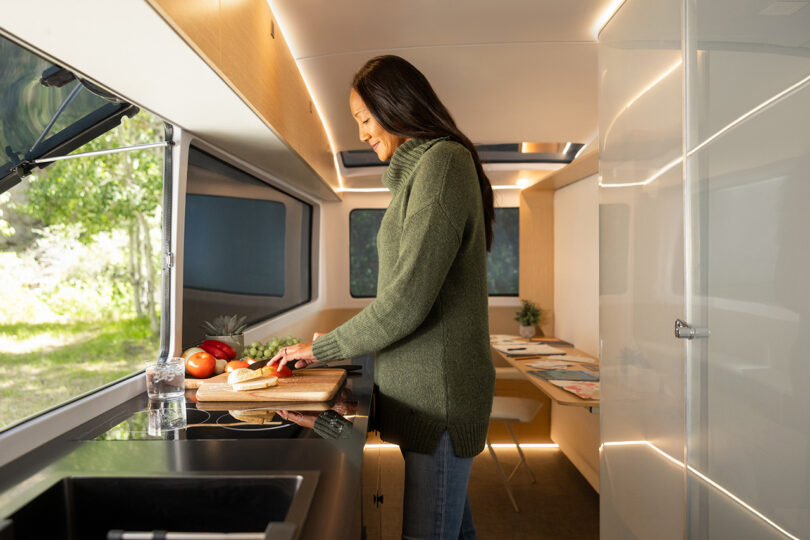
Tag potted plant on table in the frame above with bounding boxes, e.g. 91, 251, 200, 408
201, 314, 248, 358
515, 300, 542, 338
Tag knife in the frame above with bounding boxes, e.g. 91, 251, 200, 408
248, 359, 361, 372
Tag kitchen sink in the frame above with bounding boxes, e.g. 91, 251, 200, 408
6, 472, 318, 540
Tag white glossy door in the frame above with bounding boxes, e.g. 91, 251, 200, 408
600, 0, 810, 538
684, 1, 810, 538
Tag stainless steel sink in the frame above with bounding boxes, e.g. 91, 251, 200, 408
6, 472, 318, 540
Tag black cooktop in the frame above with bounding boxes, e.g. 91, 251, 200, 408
92, 398, 310, 441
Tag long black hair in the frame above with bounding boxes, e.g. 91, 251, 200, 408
352, 55, 495, 252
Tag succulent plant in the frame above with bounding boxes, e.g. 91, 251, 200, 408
201, 314, 248, 336
514, 300, 541, 327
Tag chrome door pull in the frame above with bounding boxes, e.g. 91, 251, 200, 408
675, 319, 710, 339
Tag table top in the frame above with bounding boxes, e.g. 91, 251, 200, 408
492, 339, 600, 408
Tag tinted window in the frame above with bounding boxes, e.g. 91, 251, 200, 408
184, 195, 286, 296
487, 207, 519, 296
182, 148, 312, 347
349, 207, 519, 297
349, 209, 385, 297
0, 34, 134, 190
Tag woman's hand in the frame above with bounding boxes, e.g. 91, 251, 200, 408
268, 340, 317, 369
268, 331, 327, 369
277, 410, 318, 429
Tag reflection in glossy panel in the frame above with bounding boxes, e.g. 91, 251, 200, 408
686, 0, 810, 535
598, 0, 685, 537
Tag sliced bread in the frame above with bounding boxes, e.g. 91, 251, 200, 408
232, 376, 278, 392
227, 367, 262, 385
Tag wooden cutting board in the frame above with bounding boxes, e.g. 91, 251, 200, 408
195, 368, 347, 402
185, 375, 217, 389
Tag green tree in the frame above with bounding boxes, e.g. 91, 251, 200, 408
15, 111, 165, 332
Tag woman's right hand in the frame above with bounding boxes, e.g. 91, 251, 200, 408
267, 331, 327, 369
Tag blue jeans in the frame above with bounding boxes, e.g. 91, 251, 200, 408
400, 431, 477, 540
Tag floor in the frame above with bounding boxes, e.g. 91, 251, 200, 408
361, 443, 599, 539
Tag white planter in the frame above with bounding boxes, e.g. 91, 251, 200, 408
204, 334, 245, 357
519, 325, 536, 338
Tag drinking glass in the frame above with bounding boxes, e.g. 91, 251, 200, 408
145, 357, 185, 400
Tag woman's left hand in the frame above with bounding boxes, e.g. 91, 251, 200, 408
268, 340, 317, 369
277, 410, 318, 429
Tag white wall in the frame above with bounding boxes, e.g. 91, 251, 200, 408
553, 174, 599, 357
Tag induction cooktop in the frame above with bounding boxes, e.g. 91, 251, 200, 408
91, 398, 309, 441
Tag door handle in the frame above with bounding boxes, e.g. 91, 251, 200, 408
675, 319, 710, 339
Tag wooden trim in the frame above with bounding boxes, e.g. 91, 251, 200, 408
146, 0, 338, 192
525, 150, 599, 192
519, 188, 554, 336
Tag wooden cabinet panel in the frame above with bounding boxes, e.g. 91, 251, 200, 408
148, 0, 337, 190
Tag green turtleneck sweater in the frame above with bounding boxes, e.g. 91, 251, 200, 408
312, 137, 494, 458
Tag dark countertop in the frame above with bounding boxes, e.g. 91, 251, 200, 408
0, 356, 374, 540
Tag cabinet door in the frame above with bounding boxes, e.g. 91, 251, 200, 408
684, 1, 810, 538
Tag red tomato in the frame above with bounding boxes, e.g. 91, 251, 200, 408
270, 364, 293, 379
186, 351, 216, 378
225, 360, 249, 372
201, 339, 237, 360
199, 342, 228, 360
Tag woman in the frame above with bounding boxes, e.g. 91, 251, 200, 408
271, 55, 495, 539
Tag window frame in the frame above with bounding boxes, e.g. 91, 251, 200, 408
179, 145, 315, 347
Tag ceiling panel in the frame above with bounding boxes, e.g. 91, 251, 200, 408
270, 0, 613, 59
267, 0, 612, 189
301, 43, 598, 152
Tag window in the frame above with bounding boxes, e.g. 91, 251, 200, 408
349, 209, 385, 297
349, 207, 519, 298
487, 208, 519, 296
0, 35, 136, 194
181, 147, 312, 347
0, 29, 166, 431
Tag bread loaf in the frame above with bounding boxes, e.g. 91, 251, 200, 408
232, 376, 278, 392
227, 367, 261, 385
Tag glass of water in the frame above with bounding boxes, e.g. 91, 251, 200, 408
147, 398, 187, 437
145, 357, 185, 400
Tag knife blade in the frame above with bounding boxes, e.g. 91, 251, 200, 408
247, 359, 361, 372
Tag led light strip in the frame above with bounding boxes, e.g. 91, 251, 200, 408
338, 184, 530, 193
598, 155, 683, 188
686, 70, 810, 158
593, 0, 628, 39
336, 187, 390, 193
602, 440, 800, 539
365, 443, 559, 449
268, 3, 344, 190
600, 71, 810, 189
601, 59, 683, 152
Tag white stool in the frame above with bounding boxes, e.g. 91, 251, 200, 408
487, 396, 543, 512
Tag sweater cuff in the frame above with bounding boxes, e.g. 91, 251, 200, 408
312, 331, 344, 362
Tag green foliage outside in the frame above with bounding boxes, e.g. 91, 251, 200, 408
0, 318, 157, 430
349, 209, 385, 297
0, 111, 164, 428
349, 207, 519, 298
488, 208, 519, 295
